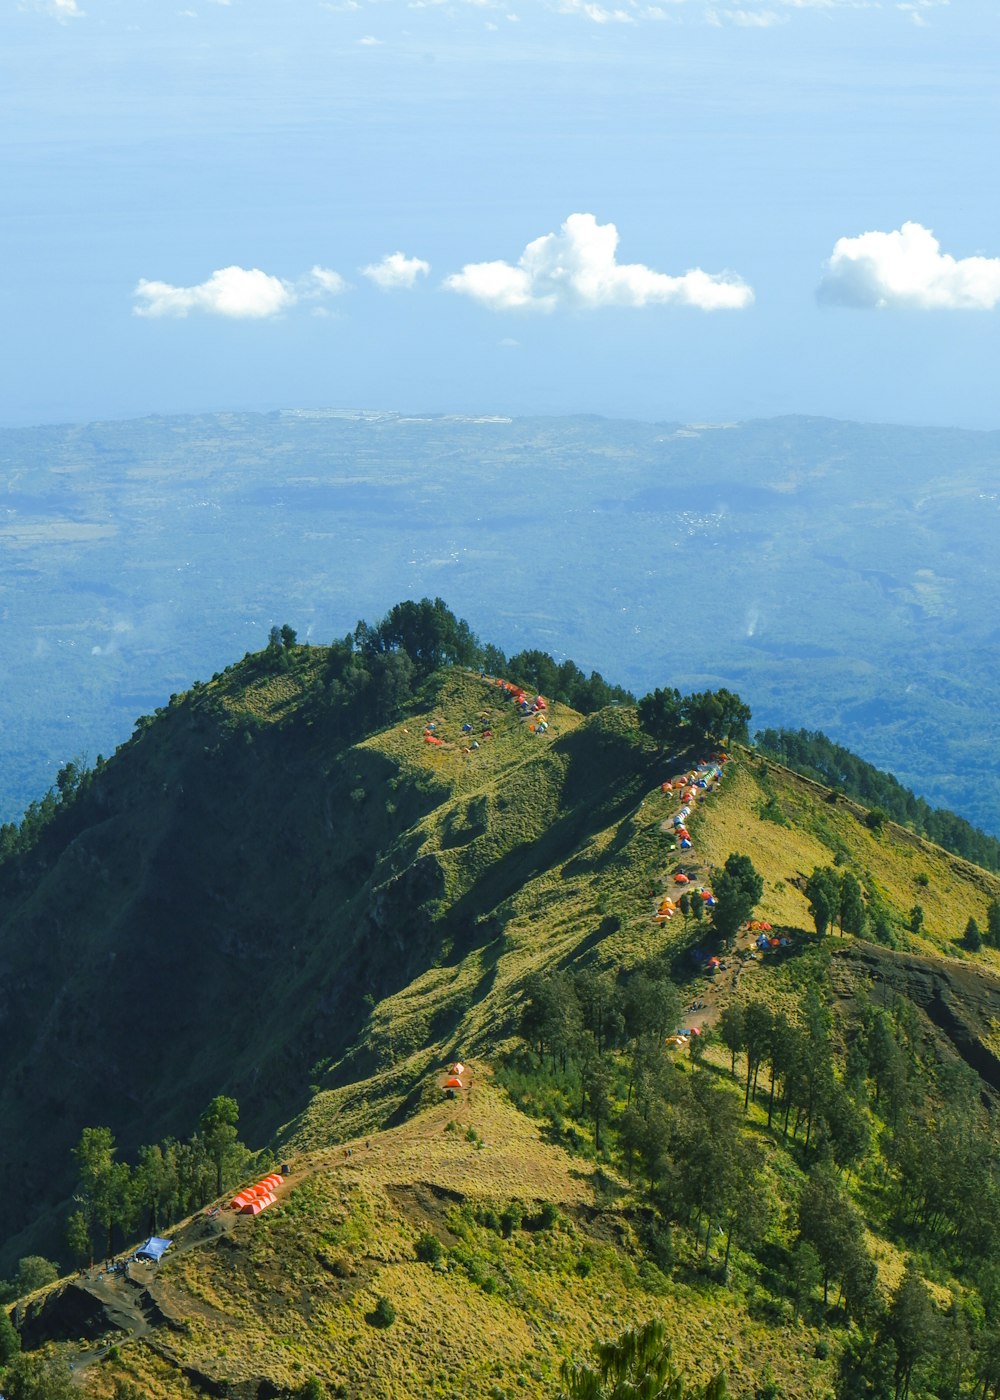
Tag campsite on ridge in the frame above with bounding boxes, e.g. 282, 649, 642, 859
5, 603, 1000, 1397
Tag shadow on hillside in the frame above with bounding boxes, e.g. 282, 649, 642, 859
443, 725, 658, 936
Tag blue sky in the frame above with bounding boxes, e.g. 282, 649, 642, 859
3, 0, 998, 428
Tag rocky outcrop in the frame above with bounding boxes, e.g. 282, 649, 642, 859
833, 941, 1000, 1101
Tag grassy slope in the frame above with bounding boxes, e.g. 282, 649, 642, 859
10, 658, 1000, 1397
82, 1075, 833, 1400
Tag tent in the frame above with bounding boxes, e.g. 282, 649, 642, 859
240, 1194, 275, 1216
673, 874, 690, 884
136, 1237, 172, 1263
450, 1062, 465, 1075
444, 1077, 463, 1089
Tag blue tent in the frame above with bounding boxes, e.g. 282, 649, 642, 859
136, 1236, 172, 1262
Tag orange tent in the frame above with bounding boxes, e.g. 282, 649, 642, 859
444, 1077, 463, 1089
240, 1193, 275, 1216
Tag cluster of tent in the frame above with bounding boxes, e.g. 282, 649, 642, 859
487, 677, 550, 732
443, 1061, 465, 1089
418, 677, 552, 761
655, 885, 716, 923
666, 1026, 703, 1050
659, 760, 727, 856
755, 932, 792, 952
231, 1173, 284, 1216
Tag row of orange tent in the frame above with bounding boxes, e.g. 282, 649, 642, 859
231, 1173, 283, 1215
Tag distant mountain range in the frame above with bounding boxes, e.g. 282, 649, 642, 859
3, 411, 998, 830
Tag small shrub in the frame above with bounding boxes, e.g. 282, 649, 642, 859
300, 1379, 325, 1400
643, 1222, 674, 1273
575, 1253, 593, 1277
915, 871, 930, 887
535, 1202, 559, 1231
500, 1202, 523, 1238
415, 1232, 444, 1265
371, 1295, 396, 1328
814, 1340, 830, 1360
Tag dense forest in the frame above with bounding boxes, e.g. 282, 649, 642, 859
756, 727, 1000, 873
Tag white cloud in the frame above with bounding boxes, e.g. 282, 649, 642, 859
444, 212, 753, 313
358, 33, 382, 43
33, 0, 83, 18
727, 7, 784, 21
133, 264, 347, 319
361, 252, 431, 290
818, 222, 1000, 310
309, 265, 348, 295
557, 0, 634, 22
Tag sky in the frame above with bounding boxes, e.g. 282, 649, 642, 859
2, 0, 999, 429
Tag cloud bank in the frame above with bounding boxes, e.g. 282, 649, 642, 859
819, 222, 1000, 310
133, 265, 345, 318
361, 252, 431, 290
444, 213, 753, 312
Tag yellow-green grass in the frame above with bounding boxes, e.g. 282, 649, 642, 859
85, 1075, 836, 1400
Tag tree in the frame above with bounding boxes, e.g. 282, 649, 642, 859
0, 1306, 21, 1365
805, 866, 841, 937
882, 1265, 938, 1400
559, 1317, 729, 1400
712, 853, 764, 948
718, 1004, 745, 1078
199, 1096, 241, 1196
1, 1352, 75, 1400
741, 1000, 773, 1109
279, 623, 297, 649
791, 1239, 822, 1322
637, 687, 684, 750
840, 871, 866, 937
909, 905, 924, 935
66, 1209, 93, 1269
798, 1161, 866, 1308
72, 1126, 132, 1258
988, 900, 1000, 950
362, 597, 481, 677
682, 689, 751, 747
964, 916, 984, 952
582, 1053, 613, 1152
13, 1257, 58, 1297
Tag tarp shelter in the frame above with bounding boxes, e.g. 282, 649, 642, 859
136, 1237, 172, 1262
